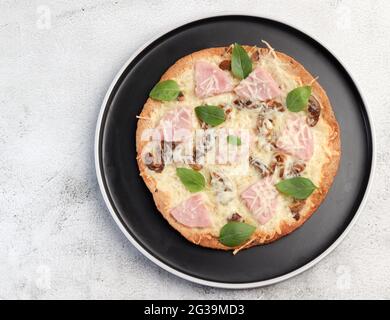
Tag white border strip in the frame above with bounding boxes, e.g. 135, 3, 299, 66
94, 14, 376, 289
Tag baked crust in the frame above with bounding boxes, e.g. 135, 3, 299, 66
136, 46, 341, 251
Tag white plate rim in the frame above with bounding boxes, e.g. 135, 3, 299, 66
94, 13, 376, 289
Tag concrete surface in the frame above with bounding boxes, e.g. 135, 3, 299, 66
0, 0, 389, 299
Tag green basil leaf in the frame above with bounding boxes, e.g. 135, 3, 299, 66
195, 105, 225, 127
231, 43, 252, 79
149, 80, 180, 101
227, 135, 242, 146
286, 86, 312, 112
219, 222, 256, 247
275, 177, 316, 200
176, 168, 205, 192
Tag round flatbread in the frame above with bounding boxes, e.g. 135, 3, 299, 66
136, 45, 341, 252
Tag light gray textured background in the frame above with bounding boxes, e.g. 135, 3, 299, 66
0, 0, 388, 299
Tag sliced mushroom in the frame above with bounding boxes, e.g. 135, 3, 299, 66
289, 200, 306, 220
306, 96, 321, 127
256, 113, 274, 143
249, 156, 271, 178
219, 60, 231, 70
189, 141, 204, 170
144, 152, 162, 172
290, 160, 306, 175
266, 99, 285, 112
233, 98, 263, 110
228, 212, 243, 222
176, 91, 185, 101
269, 153, 286, 178
144, 147, 164, 173
189, 163, 203, 171
274, 153, 286, 165
210, 171, 235, 205
278, 166, 285, 179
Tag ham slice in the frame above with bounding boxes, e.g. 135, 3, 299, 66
241, 178, 279, 225
234, 67, 281, 101
170, 195, 211, 228
276, 114, 314, 161
194, 61, 233, 98
156, 106, 193, 142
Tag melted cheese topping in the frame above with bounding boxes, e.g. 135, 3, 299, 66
143, 48, 333, 236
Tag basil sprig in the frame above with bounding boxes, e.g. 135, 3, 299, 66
227, 135, 242, 146
149, 80, 180, 101
231, 43, 252, 79
275, 177, 316, 200
219, 222, 256, 247
286, 86, 312, 112
195, 105, 225, 127
176, 168, 205, 192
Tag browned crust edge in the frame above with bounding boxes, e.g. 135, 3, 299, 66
135, 46, 341, 251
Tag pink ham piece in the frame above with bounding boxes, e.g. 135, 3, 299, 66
170, 195, 211, 228
276, 114, 314, 161
234, 67, 282, 101
155, 106, 193, 142
194, 61, 233, 98
241, 178, 279, 225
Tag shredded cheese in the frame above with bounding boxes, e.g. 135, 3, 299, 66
141, 43, 333, 238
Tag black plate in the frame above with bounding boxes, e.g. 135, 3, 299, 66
96, 15, 374, 287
